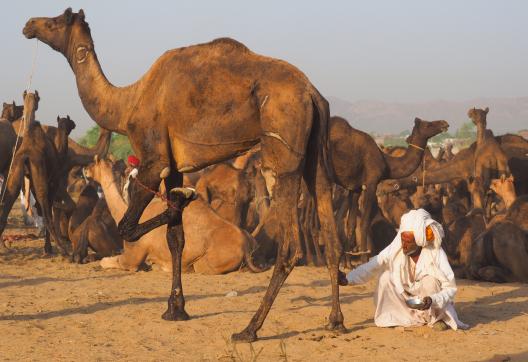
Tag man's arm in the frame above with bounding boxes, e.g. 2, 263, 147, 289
429, 249, 457, 309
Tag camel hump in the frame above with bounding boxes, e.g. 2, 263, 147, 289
209, 37, 249, 52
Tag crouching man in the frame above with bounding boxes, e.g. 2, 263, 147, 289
339, 209, 468, 331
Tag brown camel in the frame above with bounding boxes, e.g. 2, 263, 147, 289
68, 183, 122, 263
25, 8, 343, 341
10, 113, 112, 169
195, 157, 253, 228
0, 91, 74, 254
329, 116, 448, 259
468, 107, 510, 189
85, 157, 263, 274
379, 108, 511, 199
496, 134, 528, 195
467, 193, 528, 282
1, 101, 24, 122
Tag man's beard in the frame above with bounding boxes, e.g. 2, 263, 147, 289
404, 246, 421, 256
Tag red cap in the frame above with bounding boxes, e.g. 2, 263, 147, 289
127, 155, 140, 167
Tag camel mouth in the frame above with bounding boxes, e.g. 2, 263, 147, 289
23, 24, 36, 39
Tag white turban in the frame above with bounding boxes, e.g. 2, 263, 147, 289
399, 209, 444, 249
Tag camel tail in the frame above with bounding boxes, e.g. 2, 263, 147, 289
241, 230, 268, 273
309, 90, 334, 182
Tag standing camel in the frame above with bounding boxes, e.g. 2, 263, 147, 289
24, 8, 343, 341
329, 116, 448, 260
0, 91, 75, 254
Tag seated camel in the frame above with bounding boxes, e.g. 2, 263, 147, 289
69, 183, 123, 263
462, 177, 528, 282
85, 157, 265, 274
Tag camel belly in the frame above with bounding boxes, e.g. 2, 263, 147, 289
173, 136, 260, 172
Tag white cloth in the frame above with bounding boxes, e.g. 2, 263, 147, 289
123, 168, 138, 204
347, 208, 468, 330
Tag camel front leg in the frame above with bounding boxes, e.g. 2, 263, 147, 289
160, 171, 196, 321
117, 163, 168, 242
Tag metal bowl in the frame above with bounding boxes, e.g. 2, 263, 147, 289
405, 297, 425, 309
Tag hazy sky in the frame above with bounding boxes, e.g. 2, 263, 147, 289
1, 1, 527, 136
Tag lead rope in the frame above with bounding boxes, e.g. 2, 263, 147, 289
0, 40, 39, 206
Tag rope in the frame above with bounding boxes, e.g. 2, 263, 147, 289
0, 40, 39, 206
131, 177, 182, 211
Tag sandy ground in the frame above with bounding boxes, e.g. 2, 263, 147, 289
1, 209, 528, 361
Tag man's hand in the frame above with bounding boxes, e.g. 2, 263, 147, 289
417, 296, 432, 310
338, 270, 348, 286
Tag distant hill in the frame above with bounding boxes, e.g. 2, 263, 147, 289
328, 96, 528, 135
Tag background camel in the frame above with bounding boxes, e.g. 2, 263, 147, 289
25, 8, 343, 341
85, 157, 264, 274
68, 183, 122, 263
0, 91, 74, 254
329, 116, 448, 260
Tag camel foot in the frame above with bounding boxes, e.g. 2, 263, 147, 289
325, 321, 347, 334
231, 329, 257, 343
161, 308, 190, 321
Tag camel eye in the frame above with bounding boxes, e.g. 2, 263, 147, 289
46, 21, 53, 29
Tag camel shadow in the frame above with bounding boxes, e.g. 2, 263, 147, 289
0, 273, 131, 289
0, 296, 168, 321
288, 290, 371, 311
456, 281, 528, 326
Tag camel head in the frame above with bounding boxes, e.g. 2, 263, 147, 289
57, 115, 76, 136
467, 107, 489, 127
1, 101, 24, 122
407, 118, 449, 144
22, 90, 40, 124
490, 175, 515, 197
84, 155, 114, 185
23, 8, 91, 60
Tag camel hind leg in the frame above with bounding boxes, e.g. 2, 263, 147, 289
232, 93, 311, 342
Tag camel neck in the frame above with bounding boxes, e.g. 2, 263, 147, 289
55, 126, 69, 161
382, 137, 426, 179
66, 38, 134, 135
476, 121, 487, 146
96, 168, 127, 223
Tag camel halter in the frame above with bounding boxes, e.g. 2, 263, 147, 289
0, 40, 39, 206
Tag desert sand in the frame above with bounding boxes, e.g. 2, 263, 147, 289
1, 209, 527, 361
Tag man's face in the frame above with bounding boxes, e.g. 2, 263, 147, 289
401, 231, 419, 256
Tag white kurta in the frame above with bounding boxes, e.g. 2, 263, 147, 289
347, 209, 468, 330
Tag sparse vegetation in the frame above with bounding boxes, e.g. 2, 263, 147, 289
78, 126, 133, 160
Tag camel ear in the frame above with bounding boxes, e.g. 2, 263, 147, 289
500, 174, 506, 182
34, 90, 39, 102
484, 107, 489, 114
12, 101, 15, 106
507, 175, 514, 182
57, 116, 60, 122
64, 8, 74, 25
78, 9, 85, 22
67, 115, 71, 120
23, 90, 27, 100
414, 117, 422, 125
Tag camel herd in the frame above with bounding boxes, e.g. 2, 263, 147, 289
0, 8, 526, 342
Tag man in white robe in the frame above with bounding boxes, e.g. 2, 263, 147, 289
339, 209, 468, 330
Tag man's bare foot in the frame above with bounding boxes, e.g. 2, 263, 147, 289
433, 320, 449, 331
